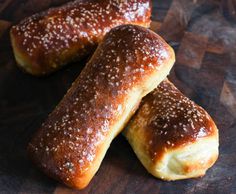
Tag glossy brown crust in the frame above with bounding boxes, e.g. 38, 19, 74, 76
10, 0, 151, 76
28, 25, 175, 189
127, 79, 218, 162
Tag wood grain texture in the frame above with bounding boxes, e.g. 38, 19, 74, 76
0, 0, 236, 193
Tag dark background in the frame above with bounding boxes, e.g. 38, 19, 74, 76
0, 0, 236, 193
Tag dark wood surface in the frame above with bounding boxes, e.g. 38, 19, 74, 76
0, 0, 236, 193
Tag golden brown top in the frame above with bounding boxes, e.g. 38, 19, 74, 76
11, 0, 151, 75
128, 80, 217, 161
28, 25, 173, 187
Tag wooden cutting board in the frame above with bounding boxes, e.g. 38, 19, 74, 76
0, 0, 236, 193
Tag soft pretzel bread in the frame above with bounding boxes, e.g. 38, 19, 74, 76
10, 0, 151, 76
124, 79, 219, 180
28, 25, 175, 189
